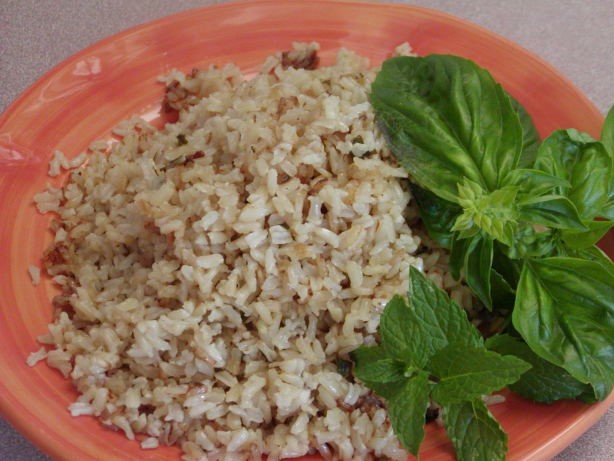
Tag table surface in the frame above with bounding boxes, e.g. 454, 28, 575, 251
1, 0, 612, 460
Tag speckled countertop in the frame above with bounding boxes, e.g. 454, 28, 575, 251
1, 1, 612, 460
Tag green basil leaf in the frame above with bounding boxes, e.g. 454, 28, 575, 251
410, 183, 461, 248
442, 399, 508, 461
449, 235, 471, 280
568, 246, 614, 278
512, 257, 614, 400
464, 234, 495, 310
429, 343, 531, 405
504, 225, 560, 259
351, 346, 406, 383
534, 129, 612, 220
601, 104, 614, 154
371, 55, 523, 201
452, 179, 519, 246
518, 195, 587, 230
486, 334, 591, 403
503, 168, 569, 196
561, 219, 614, 249
489, 268, 516, 311
387, 372, 431, 456
509, 96, 541, 168
492, 242, 522, 287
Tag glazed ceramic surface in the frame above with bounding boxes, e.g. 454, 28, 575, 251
0, 1, 612, 460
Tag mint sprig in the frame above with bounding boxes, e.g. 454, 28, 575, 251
351, 268, 531, 460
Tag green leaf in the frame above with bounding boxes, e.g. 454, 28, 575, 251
492, 242, 522, 286
512, 257, 614, 400
489, 268, 516, 311
387, 372, 431, 456
407, 267, 483, 358
464, 235, 495, 310
518, 195, 586, 230
442, 399, 508, 461
601, 104, 614, 154
379, 295, 419, 364
486, 334, 591, 403
503, 168, 569, 196
371, 55, 523, 201
504, 225, 560, 259
364, 379, 407, 401
561, 219, 614, 249
410, 183, 461, 248
429, 343, 531, 405
452, 179, 519, 245
449, 235, 470, 280
509, 96, 541, 168
568, 246, 614, 277
534, 129, 612, 220
351, 346, 406, 383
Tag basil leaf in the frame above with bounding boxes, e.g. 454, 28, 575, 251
442, 399, 508, 461
351, 346, 406, 383
512, 257, 614, 400
410, 183, 461, 248
561, 219, 614, 249
509, 96, 541, 168
429, 343, 531, 405
504, 225, 560, 259
518, 195, 586, 230
387, 372, 431, 456
534, 129, 612, 220
489, 268, 516, 311
568, 246, 614, 277
503, 168, 569, 196
371, 55, 523, 201
449, 235, 470, 280
453, 179, 518, 246
601, 104, 614, 155
486, 334, 591, 403
464, 234, 495, 310
492, 242, 522, 287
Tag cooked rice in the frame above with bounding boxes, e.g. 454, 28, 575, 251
28, 265, 41, 286
30, 42, 474, 461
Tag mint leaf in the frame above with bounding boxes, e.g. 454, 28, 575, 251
351, 346, 406, 383
387, 372, 431, 456
378, 269, 482, 369
442, 399, 507, 461
379, 295, 418, 364
405, 267, 483, 366
486, 334, 591, 403
429, 343, 531, 405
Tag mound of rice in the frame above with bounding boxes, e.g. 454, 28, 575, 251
30, 43, 472, 461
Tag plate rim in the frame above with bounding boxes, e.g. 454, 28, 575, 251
0, 1, 611, 460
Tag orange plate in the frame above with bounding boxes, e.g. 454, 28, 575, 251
0, 1, 611, 460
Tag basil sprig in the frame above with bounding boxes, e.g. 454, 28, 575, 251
351, 269, 530, 460
371, 55, 614, 402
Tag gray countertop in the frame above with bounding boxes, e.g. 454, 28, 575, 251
1, 1, 612, 460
